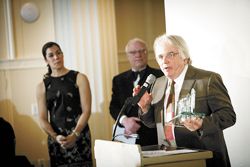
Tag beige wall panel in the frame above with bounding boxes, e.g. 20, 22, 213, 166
0, 70, 12, 121
115, 0, 147, 47
0, 67, 49, 165
12, 0, 55, 59
115, 0, 165, 73
148, 57, 160, 68
9, 67, 48, 163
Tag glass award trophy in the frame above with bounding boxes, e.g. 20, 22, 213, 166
170, 88, 205, 126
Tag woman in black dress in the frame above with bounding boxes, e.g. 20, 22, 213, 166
36, 42, 92, 167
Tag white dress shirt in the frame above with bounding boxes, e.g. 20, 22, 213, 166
158, 65, 188, 146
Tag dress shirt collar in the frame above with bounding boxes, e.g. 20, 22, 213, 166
173, 64, 188, 101
131, 66, 147, 72
174, 65, 188, 87
164, 64, 189, 115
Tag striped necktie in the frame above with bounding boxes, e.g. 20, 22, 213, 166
164, 80, 176, 146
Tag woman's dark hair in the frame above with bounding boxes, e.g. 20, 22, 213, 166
42, 42, 62, 78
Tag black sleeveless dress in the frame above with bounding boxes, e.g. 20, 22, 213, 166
43, 70, 92, 167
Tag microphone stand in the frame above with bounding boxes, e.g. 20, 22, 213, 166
112, 97, 133, 141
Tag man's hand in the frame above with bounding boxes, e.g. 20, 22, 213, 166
133, 85, 152, 113
122, 117, 141, 135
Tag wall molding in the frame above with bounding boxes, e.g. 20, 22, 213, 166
0, 58, 45, 70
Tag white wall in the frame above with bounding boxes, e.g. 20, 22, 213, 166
164, 0, 250, 167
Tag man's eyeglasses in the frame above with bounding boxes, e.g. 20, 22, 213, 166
127, 49, 147, 55
158, 52, 179, 59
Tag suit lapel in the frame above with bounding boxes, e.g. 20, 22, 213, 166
179, 65, 197, 99
124, 70, 135, 96
138, 65, 150, 85
151, 76, 168, 123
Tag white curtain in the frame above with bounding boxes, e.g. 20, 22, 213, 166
53, 0, 118, 141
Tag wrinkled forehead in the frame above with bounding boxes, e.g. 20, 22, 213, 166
154, 41, 178, 57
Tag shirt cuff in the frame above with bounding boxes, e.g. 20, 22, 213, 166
138, 108, 148, 116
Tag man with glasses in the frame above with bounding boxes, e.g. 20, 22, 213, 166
109, 38, 163, 146
135, 34, 236, 167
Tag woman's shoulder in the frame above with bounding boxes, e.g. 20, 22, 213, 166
75, 71, 89, 84
36, 81, 46, 96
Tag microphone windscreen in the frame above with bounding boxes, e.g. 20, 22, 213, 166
145, 74, 156, 85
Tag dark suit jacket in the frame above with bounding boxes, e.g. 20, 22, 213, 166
110, 65, 163, 146
140, 65, 236, 167
0, 117, 15, 162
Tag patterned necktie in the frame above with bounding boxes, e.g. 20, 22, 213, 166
133, 71, 140, 87
164, 80, 175, 145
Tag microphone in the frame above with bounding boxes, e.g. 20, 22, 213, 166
111, 74, 156, 141
112, 97, 133, 141
131, 74, 156, 106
